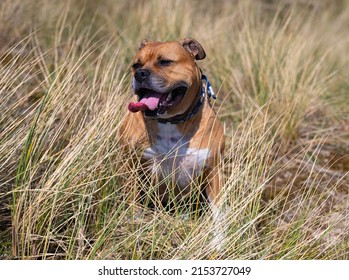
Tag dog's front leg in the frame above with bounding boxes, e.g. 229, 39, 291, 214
204, 167, 226, 250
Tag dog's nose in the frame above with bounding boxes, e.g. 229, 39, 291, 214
134, 69, 150, 83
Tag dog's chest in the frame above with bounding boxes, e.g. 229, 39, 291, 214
143, 122, 210, 187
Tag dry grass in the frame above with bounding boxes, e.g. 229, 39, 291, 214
0, 0, 348, 259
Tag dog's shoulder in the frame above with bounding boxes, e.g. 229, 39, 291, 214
119, 109, 148, 148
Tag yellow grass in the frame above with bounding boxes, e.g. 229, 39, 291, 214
0, 0, 348, 259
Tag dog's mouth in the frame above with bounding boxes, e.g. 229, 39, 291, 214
128, 85, 187, 117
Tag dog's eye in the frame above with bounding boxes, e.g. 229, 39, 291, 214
132, 63, 142, 70
159, 59, 173, 66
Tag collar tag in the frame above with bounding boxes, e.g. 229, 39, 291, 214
202, 74, 217, 100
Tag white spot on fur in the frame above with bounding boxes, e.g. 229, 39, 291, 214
143, 122, 210, 188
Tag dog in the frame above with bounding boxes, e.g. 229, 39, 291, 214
120, 37, 224, 224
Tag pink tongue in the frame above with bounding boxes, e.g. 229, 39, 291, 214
128, 92, 162, 113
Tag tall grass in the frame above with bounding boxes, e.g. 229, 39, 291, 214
0, 0, 348, 259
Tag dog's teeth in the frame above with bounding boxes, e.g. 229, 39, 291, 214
166, 92, 173, 101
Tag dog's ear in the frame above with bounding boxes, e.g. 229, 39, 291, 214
138, 39, 149, 50
179, 37, 206, 60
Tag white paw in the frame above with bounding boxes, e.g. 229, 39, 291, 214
210, 231, 225, 251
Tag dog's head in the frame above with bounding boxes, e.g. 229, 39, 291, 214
128, 37, 206, 119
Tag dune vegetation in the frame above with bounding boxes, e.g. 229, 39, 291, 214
0, 0, 348, 259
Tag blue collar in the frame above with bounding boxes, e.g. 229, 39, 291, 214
157, 74, 216, 124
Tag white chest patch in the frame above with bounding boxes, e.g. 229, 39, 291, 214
143, 122, 210, 188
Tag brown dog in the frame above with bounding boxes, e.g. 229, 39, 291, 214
120, 37, 224, 216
